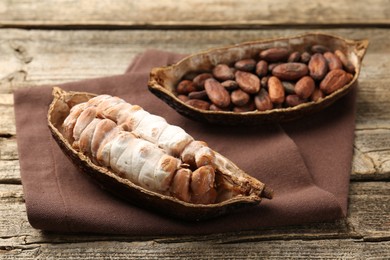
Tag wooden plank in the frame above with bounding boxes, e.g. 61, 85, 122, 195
1, 239, 389, 259
0, 160, 20, 184
0, 94, 15, 136
0, 182, 389, 244
0, 137, 17, 161
0, 0, 390, 29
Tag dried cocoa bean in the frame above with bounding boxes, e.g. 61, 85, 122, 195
323, 52, 342, 71
233, 99, 256, 112
188, 90, 208, 100
300, 52, 311, 64
334, 50, 355, 73
308, 53, 328, 81
209, 104, 229, 111
235, 70, 261, 94
285, 95, 306, 107
254, 89, 273, 111
212, 64, 235, 81
193, 73, 213, 90
272, 63, 308, 81
235, 59, 256, 72
311, 45, 330, 54
268, 76, 285, 104
185, 99, 211, 110
260, 76, 269, 89
204, 78, 231, 108
295, 76, 315, 99
177, 95, 189, 102
231, 89, 250, 106
281, 81, 295, 94
311, 88, 325, 102
221, 80, 239, 91
288, 51, 301, 62
177, 80, 196, 94
259, 47, 289, 62
182, 71, 199, 81
255, 60, 268, 77
319, 69, 351, 94
268, 62, 283, 73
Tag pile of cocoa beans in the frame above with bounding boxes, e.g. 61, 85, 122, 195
175, 45, 355, 112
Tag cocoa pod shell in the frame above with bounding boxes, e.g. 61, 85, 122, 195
48, 87, 272, 221
149, 33, 368, 125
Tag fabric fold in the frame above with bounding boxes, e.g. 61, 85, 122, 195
14, 49, 355, 235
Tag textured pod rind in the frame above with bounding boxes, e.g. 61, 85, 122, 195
148, 33, 368, 125
48, 88, 272, 221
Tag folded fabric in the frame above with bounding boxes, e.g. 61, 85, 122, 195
14, 49, 356, 235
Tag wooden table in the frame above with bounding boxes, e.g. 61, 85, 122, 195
1, 1, 389, 258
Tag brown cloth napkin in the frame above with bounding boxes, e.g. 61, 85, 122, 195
14, 50, 356, 235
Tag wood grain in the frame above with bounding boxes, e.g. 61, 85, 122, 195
2, 240, 390, 259
0, 0, 389, 29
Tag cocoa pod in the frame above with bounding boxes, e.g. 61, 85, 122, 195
231, 89, 250, 106
235, 70, 261, 94
295, 76, 315, 99
193, 73, 213, 90
323, 52, 342, 71
212, 64, 235, 81
176, 80, 196, 94
259, 47, 289, 62
254, 89, 273, 111
49, 87, 273, 220
308, 53, 328, 81
235, 59, 256, 72
319, 69, 351, 94
285, 95, 306, 107
334, 50, 355, 73
204, 78, 231, 108
268, 76, 285, 104
185, 99, 211, 110
255, 60, 268, 77
272, 63, 308, 81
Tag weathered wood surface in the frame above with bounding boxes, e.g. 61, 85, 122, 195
0, 1, 390, 258
0, 182, 389, 258
0, 0, 390, 29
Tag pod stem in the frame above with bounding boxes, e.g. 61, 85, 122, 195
261, 186, 274, 199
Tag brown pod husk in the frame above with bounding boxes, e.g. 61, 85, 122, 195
148, 32, 368, 125
47, 87, 273, 221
